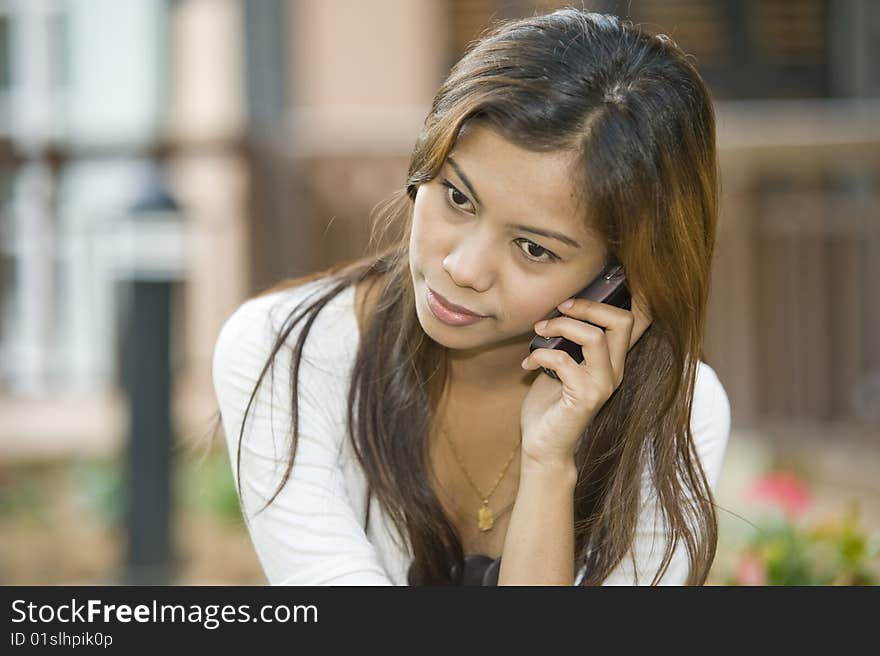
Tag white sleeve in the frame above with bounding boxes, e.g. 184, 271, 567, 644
600, 361, 732, 585
211, 292, 394, 585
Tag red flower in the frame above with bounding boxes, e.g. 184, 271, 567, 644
733, 552, 767, 586
745, 471, 812, 518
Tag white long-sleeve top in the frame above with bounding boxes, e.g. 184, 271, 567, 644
212, 276, 731, 585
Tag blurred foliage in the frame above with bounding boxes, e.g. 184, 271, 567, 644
69, 456, 126, 530
177, 445, 243, 524
725, 470, 880, 586
1, 456, 127, 531
0, 462, 52, 523
2, 442, 244, 532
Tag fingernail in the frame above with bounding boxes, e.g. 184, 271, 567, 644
535, 320, 548, 331
521, 357, 529, 369
559, 299, 574, 309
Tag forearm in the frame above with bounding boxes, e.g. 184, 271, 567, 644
497, 456, 578, 585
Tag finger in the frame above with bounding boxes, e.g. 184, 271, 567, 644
536, 316, 617, 387
546, 298, 632, 385
522, 346, 587, 386
524, 347, 615, 402
535, 315, 614, 372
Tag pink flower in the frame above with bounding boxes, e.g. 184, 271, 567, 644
745, 471, 812, 518
733, 552, 767, 586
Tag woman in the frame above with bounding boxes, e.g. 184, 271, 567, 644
211, 8, 731, 586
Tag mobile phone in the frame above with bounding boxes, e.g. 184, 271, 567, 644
528, 260, 631, 380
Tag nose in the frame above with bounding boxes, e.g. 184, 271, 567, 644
442, 230, 496, 291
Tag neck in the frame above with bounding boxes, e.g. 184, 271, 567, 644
445, 330, 538, 394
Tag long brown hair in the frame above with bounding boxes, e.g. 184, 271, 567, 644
216, 9, 721, 585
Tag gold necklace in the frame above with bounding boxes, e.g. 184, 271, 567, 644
441, 426, 520, 532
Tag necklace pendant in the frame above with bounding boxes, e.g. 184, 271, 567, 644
477, 501, 494, 532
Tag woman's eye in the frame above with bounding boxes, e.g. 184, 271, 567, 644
440, 180, 558, 264
442, 181, 474, 213
515, 239, 558, 264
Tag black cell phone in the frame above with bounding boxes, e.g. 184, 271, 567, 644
528, 261, 631, 380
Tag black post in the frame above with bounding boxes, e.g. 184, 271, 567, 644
122, 279, 174, 585
118, 163, 184, 585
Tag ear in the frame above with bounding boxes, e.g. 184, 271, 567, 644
628, 290, 653, 351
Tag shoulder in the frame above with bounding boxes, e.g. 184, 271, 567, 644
689, 360, 732, 488
353, 274, 385, 338
691, 360, 731, 434
212, 276, 358, 396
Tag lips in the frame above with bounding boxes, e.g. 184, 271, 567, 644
429, 288, 487, 317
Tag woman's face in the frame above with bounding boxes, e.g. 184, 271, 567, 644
409, 123, 608, 351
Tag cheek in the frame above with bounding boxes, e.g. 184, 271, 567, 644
519, 294, 559, 323
521, 279, 578, 323
410, 194, 448, 260
495, 282, 563, 327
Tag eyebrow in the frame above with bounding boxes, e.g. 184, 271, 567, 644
445, 156, 583, 250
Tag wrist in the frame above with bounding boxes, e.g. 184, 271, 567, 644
519, 450, 578, 484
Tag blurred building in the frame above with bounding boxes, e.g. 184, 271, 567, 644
0, 0, 877, 458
